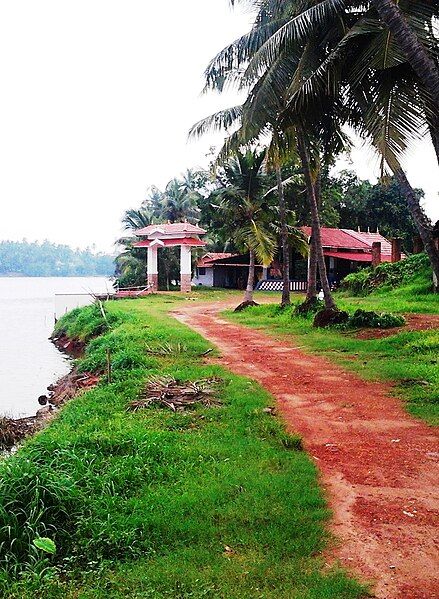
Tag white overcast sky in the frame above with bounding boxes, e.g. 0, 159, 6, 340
0, 0, 437, 253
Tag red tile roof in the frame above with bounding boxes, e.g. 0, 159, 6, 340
133, 238, 206, 248
344, 230, 392, 256
197, 253, 235, 267
301, 227, 371, 250
136, 222, 206, 236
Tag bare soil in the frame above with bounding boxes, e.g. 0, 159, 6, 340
173, 299, 439, 599
355, 313, 439, 340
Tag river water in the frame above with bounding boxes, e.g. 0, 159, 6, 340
0, 277, 111, 419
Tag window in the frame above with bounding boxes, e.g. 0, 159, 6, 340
198, 267, 206, 276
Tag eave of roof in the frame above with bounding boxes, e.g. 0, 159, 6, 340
136, 222, 206, 236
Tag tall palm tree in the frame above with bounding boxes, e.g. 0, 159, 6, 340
193, 3, 345, 310
160, 178, 201, 223
210, 149, 276, 306
226, 0, 439, 290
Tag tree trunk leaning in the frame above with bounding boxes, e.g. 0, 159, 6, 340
394, 168, 439, 292
371, 0, 439, 108
297, 131, 336, 310
276, 163, 291, 307
306, 237, 317, 300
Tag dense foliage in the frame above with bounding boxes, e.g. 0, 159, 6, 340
116, 164, 422, 290
341, 253, 432, 295
0, 241, 114, 277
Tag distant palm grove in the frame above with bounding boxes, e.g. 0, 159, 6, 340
0, 240, 114, 277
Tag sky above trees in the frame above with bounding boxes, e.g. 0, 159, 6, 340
0, 0, 437, 252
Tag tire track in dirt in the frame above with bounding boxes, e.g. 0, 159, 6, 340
173, 300, 439, 599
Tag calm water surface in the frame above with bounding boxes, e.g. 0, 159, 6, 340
0, 277, 111, 418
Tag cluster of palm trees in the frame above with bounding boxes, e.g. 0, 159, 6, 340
190, 0, 439, 304
116, 153, 307, 297
116, 173, 203, 289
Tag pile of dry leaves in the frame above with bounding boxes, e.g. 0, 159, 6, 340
129, 376, 222, 412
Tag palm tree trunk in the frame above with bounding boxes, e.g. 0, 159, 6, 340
371, 0, 439, 108
244, 248, 255, 302
429, 118, 439, 165
394, 168, 439, 292
275, 163, 291, 306
297, 130, 336, 309
306, 234, 318, 300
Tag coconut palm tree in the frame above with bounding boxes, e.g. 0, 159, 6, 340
160, 178, 201, 224
370, 0, 439, 108
192, 3, 345, 310
224, 0, 439, 290
209, 149, 277, 306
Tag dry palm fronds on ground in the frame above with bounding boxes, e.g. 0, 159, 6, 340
144, 342, 187, 356
129, 376, 222, 412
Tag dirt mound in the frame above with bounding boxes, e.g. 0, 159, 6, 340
313, 307, 349, 327
356, 313, 439, 340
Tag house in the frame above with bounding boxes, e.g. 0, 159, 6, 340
192, 252, 264, 289
194, 228, 402, 291
300, 227, 398, 286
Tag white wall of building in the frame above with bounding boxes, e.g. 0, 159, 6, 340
192, 267, 214, 287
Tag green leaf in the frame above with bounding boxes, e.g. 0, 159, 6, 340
33, 537, 56, 554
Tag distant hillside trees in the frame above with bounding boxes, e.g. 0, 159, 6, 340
0, 240, 114, 276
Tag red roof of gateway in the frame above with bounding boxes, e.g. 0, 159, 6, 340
136, 222, 206, 236
133, 238, 206, 248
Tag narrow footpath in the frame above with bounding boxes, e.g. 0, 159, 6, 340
173, 300, 439, 599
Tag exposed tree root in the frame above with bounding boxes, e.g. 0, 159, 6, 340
234, 300, 259, 312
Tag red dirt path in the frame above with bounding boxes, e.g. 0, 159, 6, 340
173, 299, 439, 599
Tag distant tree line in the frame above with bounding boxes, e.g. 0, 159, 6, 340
0, 240, 114, 277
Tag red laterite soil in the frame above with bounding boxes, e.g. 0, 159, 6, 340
173, 299, 439, 599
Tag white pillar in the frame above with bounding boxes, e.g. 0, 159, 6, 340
180, 245, 192, 292
147, 246, 158, 291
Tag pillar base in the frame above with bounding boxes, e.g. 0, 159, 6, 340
147, 274, 158, 292
180, 274, 192, 293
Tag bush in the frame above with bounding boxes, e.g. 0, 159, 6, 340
341, 253, 431, 296
347, 309, 405, 329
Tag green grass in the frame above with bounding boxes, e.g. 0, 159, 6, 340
229, 291, 439, 425
0, 294, 365, 599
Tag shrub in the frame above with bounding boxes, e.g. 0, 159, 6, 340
341, 253, 431, 296
347, 309, 405, 329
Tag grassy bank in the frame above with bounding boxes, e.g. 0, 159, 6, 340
230, 286, 439, 425
0, 296, 364, 599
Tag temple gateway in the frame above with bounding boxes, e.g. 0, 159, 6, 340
133, 222, 206, 292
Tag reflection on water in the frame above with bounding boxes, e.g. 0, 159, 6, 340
0, 277, 111, 418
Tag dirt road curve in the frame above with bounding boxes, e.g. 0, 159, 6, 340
173, 299, 439, 599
